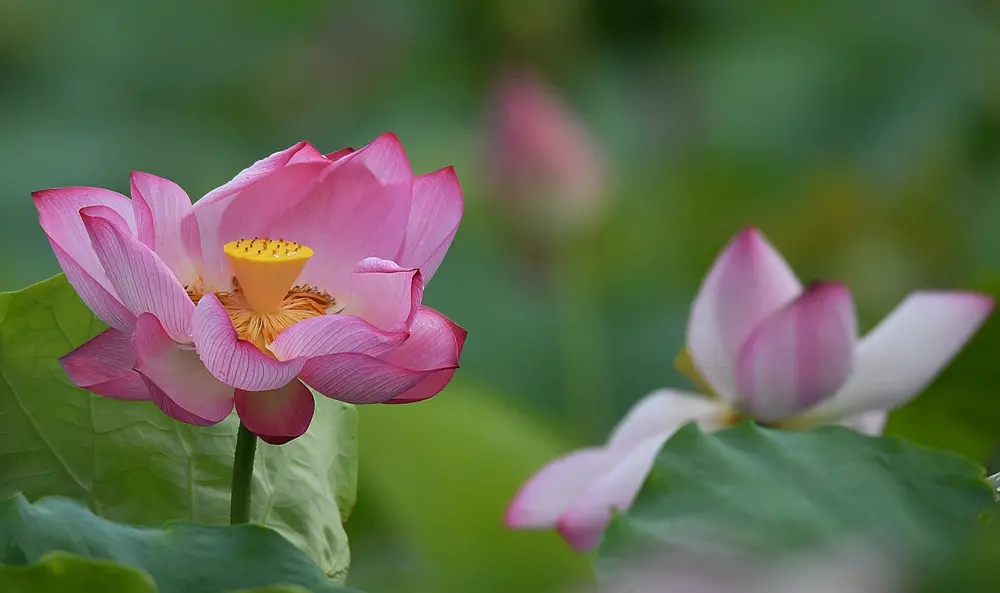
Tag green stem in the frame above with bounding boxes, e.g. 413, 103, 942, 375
552, 236, 612, 439
230, 422, 258, 524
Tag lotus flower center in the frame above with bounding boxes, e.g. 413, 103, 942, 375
186, 238, 334, 352
224, 238, 314, 313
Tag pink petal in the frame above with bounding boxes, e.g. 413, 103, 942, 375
264, 133, 415, 297
197, 141, 329, 209
297, 353, 436, 404
803, 291, 994, 422
81, 208, 194, 344
132, 313, 234, 425
382, 307, 468, 404
289, 142, 326, 163
382, 368, 458, 405
293, 308, 461, 404
557, 432, 674, 552
191, 159, 333, 291
33, 187, 138, 329
50, 241, 135, 331
345, 257, 423, 333
235, 380, 316, 445
81, 204, 133, 235
687, 228, 802, 402
506, 448, 618, 530
734, 283, 857, 423
130, 172, 200, 286
191, 294, 306, 390
59, 328, 149, 400
267, 314, 406, 360
607, 389, 729, 453
395, 167, 463, 284
325, 148, 355, 161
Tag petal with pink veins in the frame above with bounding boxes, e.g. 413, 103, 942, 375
557, 432, 674, 552
506, 448, 618, 530
82, 208, 195, 344
131, 172, 200, 285
268, 314, 406, 360
50, 241, 135, 331
382, 307, 468, 404
802, 291, 994, 423
33, 187, 137, 329
192, 160, 332, 291
262, 134, 413, 296
59, 328, 149, 400
298, 353, 436, 404
687, 228, 802, 402
196, 141, 329, 209
133, 313, 234, 425
395, 167, 463, 284
235, 380, 316, 445
294, 308, 461, 404
344, 258, 423, 333
735, 283, 857, 424
191, 294, 305, 390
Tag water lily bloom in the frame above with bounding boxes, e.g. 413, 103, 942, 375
489, 69, 609, 235
39, 134, 466, 444
506, 227, 992, 551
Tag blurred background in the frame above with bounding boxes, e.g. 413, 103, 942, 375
3, 0, 1000, 591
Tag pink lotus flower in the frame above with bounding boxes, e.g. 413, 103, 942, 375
506, 227, 992, 551
39, 134, 466, 444
489, 69, 609, 233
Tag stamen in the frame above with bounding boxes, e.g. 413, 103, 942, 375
208, 286, 333, 352
223, 238, 313, 313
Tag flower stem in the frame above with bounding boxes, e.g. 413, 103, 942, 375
552, 236, 612, 439
230, 422, 258, 524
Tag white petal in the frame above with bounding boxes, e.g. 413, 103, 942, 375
557, 432, 674, 552
608, 389, 729, 452
505, 448, 618, 530
837, 410, 888, 436
506, 389, 726, 533
802, 291, 993, 422
687, 228, 802, 401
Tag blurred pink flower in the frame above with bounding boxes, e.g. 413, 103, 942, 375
490, 69, 610, 234
507, 226, 992, 551
38, 134, 466, 444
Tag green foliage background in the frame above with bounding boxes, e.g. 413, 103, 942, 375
2, 0, 1000, 591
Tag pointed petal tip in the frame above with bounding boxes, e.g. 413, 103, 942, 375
736, 225, 764, 239
946, 290, 994, 312
687, 225, 802, 402
504, 495, 536, 529
434, 165, 459, 181
30, 189, 49, 204
378, 131, 402, 144
800, 281, 855, 308
905, 290, 995, 321
728, 226, 771, 252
